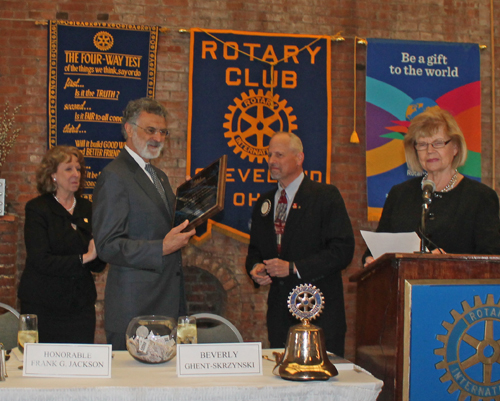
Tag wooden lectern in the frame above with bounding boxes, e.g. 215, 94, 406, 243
349, 253, 500, 401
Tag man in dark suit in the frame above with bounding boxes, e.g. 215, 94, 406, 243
93, 98, 195, 350
246, 132, 354, 356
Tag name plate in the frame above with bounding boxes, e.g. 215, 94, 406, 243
176, 342, 262, 377
23, 343, 112, 378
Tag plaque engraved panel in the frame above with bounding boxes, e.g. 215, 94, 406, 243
173, 155, 227, 231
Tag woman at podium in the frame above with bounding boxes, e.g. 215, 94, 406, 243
363, 106, 500, 266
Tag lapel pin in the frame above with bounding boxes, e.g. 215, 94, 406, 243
83, 218, 89, 223
261, 199, 272, 216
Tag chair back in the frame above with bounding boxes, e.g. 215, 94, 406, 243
0, 302, 20, 351
191, 313, 243, 343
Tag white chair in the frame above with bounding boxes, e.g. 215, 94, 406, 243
0, 302, 20, 351
192, 313, 243, 343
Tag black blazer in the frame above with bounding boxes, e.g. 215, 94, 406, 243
363, 176, 500, 262
246, 176, 355, 350
18, 194, 106, 311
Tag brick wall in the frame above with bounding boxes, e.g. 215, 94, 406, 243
1, 0, 499, 361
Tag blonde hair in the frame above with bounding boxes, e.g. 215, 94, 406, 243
36, 146, 86, 195
404, 106, 468, 173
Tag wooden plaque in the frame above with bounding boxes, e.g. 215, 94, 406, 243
173, 155, 227, 232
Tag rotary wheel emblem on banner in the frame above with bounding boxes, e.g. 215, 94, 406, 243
434, 294, 500, 401
93, 31, 114, 51
223, 89, 298, 163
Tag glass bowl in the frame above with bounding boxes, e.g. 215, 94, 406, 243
125, 315, 177, 364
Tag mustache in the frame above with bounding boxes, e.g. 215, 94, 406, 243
147, 140, 163, 149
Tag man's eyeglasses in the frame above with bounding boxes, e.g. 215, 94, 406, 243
130, 122, 169, 137
414, 139, 452, 151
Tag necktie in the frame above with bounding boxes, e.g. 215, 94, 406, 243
145, 163, 169, 209
274, 189, 288, 255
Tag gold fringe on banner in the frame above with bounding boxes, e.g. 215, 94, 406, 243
350, 37, 366, 144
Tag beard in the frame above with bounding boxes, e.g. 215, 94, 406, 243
131, 132, 164, 160
269, 166, 282, 181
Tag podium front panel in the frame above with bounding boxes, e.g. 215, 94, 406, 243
403, 279, 500, 401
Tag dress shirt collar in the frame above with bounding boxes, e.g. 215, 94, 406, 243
274, 172, 304, 217
278, 172, 304, 200
125, 145, 147, 168
125, 145, 153, 182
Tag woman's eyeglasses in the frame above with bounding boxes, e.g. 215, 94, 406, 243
414, 139, 451, 151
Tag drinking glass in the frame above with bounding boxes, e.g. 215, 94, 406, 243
18, 314, 39, 354
177, 316, 197, 344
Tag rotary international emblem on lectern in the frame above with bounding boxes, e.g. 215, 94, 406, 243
434, 294, 500, 401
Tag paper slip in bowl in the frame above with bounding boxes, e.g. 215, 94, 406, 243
23, 343, 112, 378
177, 342, 262, 377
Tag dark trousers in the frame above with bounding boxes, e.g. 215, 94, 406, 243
20, 301, 96, 344
106, 330, 127, 350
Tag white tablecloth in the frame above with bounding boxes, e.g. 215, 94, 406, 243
1, 349, 382, 401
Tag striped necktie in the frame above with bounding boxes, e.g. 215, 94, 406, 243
274, 189, 287, 255
145, 163, 169, 209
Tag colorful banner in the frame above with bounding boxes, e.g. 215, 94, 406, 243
48, 21, 159, 199
366, 39, 481, 221
188, 29, 331, 242
406, 282, 500, 400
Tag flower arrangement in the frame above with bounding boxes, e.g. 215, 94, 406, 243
0, 102, 21, 168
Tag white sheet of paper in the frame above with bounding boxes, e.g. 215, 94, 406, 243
360, 230, 421, 260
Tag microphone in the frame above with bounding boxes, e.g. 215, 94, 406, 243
420, 179, 435, 253
421, 179, 436, 204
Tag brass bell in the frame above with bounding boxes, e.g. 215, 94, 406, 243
274, 284, 338, 381
276, 318, 338, 380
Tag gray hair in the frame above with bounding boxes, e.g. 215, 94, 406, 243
121, 98, 168, 139
272, 131, 303, 153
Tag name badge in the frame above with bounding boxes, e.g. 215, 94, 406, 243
176, 342, 262, 377
23, 343, 112, 378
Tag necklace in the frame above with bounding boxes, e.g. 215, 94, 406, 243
422, 169, 459, 193
440, 170, 459, 192
53, 194, 76, 211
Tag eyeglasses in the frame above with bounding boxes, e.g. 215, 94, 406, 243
130, 122, 169, 137
414, 139, 452, 151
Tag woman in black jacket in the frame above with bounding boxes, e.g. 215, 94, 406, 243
363, 107, 500, 266
18, 145, 106, 343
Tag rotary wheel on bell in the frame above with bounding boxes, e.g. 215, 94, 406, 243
287, 284, 325, 321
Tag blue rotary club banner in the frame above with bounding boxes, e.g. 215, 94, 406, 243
407, 282, 500, 400
188, 29, 331, 242
48, 21, 159, 199
366, 39, 481, 221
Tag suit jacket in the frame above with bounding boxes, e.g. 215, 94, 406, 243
246, 176, 355, 353
18, 194, 106, 312
92, 149, 186, 335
